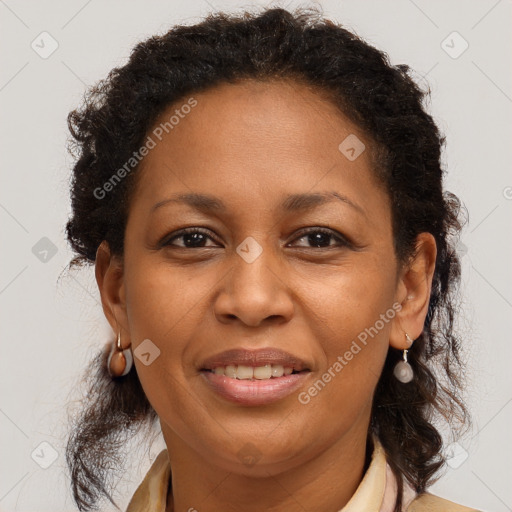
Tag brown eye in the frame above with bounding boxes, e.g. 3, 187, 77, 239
162, 228, 220, 248
290, 228, 349, 249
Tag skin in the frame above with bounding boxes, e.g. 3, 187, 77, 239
95, 79, 436, 512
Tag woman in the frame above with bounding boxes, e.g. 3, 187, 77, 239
64, 6, 479, 512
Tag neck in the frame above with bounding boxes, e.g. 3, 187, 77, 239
162, 423, 372, 512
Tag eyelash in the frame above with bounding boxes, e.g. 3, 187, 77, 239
161, 226, 351, 250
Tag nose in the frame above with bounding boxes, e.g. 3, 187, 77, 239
213, 246, 294, 328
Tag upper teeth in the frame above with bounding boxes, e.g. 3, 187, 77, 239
212, 364, 294, 379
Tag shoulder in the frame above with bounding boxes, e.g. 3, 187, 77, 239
125, 449, 171, 512
407, 492, 483, 512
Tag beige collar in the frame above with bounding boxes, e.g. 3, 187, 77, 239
125, 437, 417, 512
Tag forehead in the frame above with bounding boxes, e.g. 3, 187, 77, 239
130, 78, 388, 222
142, 78, 365, 164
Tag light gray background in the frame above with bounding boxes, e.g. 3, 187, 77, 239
1, 0, 511, 511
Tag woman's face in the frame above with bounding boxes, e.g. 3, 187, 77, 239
98, 79, 431, 476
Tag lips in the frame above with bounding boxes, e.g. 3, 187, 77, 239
198, 347, 312, 406
199, 347, 311, 372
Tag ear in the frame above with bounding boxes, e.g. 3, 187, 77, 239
95, 240, 130, 343
389, 232, 437, 350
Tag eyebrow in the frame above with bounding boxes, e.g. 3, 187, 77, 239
150, 191, 366, 217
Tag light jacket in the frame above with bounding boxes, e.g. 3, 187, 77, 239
125, 437, 481, 512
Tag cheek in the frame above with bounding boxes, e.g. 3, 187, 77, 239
123, 260, 212, 349
122, 261, 206, 422
303, 257, 396, 343
298, 264, 395, 409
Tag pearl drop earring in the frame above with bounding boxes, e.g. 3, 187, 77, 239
393, 333, 414, 383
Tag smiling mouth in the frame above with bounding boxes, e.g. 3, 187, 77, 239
201, 364, 310, 380
200, 366, 312, 406
198, 347, 312, 403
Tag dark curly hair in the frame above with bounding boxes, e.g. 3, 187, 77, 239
64, 5, 470, 512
